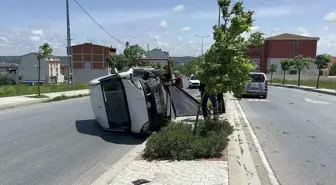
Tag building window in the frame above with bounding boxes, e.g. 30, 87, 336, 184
296, 41, 299, 48
289, 70, 297, 75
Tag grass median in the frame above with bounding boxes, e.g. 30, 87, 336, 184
271, 78, 336, 89
0, 83, 88, 97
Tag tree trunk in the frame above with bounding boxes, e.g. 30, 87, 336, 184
37, 58, 41, 96
193, 91, 206, 135
282, 71, 286, 85
298, 70, 301, 86
270, 72, 273, 84
316, 69, 321, 89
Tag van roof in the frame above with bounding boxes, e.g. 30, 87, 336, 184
249, 71, 266, 75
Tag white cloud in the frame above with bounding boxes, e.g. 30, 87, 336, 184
297, 27, 310, 36
323, 26, 329, 31
323, 12, 336, 23
160, 20, 169, 28
254, 6, 293, 18
181, 27, 190, 32
251, 26, 260, 32
0, 36, 8, 43
30, 36, 41, 41
172, 5, 185, 12
178, 36, 183, 41
32, 29, 44, 36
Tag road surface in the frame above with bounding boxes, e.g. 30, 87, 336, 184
0, 97, 144, 185
239, 86, 336, 185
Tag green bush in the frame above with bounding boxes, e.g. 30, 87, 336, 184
143, 118, 233, 160
0, 83, 88, 97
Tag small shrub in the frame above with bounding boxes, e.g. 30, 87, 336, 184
143, 118, 234, 160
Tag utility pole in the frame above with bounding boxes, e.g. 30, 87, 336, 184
195, 35, 210, 60
218, 6, 221, 27
66, 0, 73, 90
147, 44, 149, 52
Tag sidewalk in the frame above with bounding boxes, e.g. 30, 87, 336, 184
91, 94, 262, 185
270, 83, 336, 96
0, 89, 89, 110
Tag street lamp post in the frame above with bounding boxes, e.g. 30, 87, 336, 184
195, 34, 210, 60
37, 48, 42, 96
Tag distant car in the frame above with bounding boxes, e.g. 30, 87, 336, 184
243, 71, 268, 98
188, 74, 200, 88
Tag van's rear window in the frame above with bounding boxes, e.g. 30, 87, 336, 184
249, 74, 265, 82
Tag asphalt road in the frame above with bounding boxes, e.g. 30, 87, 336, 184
239, 86, 336, 185
0, 97, 144, 185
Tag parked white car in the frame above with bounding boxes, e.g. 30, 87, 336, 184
188, 74, 200, 88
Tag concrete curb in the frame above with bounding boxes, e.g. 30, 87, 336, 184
226, 94, 262, 185
0, 99, 47, 110
269, 83, 336, 96
90, 141, 147, 185
0, 92, 89, 111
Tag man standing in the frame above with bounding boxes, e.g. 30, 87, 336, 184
174, 72, 183, 88
199, 83, 217, 118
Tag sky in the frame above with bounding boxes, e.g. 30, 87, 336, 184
0, 0, 336, 57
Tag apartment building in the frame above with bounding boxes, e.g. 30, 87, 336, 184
248, 33, 319, 74
18, 53, 64, 84
71, 43, 116, 83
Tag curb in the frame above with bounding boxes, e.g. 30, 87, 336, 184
269, 83, 336, 96
90, 141, 147, 185
0, 99, 46, 110
0, 92, 89, 111
226, 94, 262, 185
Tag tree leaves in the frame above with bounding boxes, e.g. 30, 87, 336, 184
106, 43, 147, 70
314, 53, 331, 70
197, 0, 262, 95
38, 42, 53, 59
291, 54, 313, 71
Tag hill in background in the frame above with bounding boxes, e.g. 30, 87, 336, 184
0, 55, 197, 65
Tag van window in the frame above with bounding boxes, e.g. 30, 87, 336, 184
249, 74, 265, 82
190, 75, 196, 80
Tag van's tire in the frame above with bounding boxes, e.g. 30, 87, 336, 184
262, 94, 267, 99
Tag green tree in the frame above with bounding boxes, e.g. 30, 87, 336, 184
314, 54, 331, 89
269, 64, 277, 84
37, 42, 53, 96
329, 63, 336, 76
106, 43, 147, 71
124, 44, 146, 67
106, 54, 127, 72
280, 59, 292, 85
291, 54, 313, 86
194, 0, 264, 134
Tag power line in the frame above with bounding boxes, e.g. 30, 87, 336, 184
72, 0, 124, 45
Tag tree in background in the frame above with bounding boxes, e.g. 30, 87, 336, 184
314, 54, 331, 89
37, 43, 53, 96
177, 58, 201, 77
291, 54, 313, 86
269, 64, 277, 84
329, 63, 336, 76
280, 59, 292, 85
106, 43, 147, 71
194, 0, 264, 133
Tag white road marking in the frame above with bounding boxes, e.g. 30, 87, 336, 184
304, 98, 330, 104
236, 101, 280, 185
247, 99, 270, 102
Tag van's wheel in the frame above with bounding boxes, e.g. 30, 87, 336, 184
262, 95, 267, 99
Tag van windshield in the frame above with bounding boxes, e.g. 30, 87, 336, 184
249, 74, 265, 82
190, 75, 197, 80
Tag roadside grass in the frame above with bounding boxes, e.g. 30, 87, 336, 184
44, 94, 89, 103
271, 78, 336, 89
0, 83, 88, 97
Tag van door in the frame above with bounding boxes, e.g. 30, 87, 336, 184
100, 77, 131, 131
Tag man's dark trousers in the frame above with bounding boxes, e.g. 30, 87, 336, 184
201, 91, 218, 118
